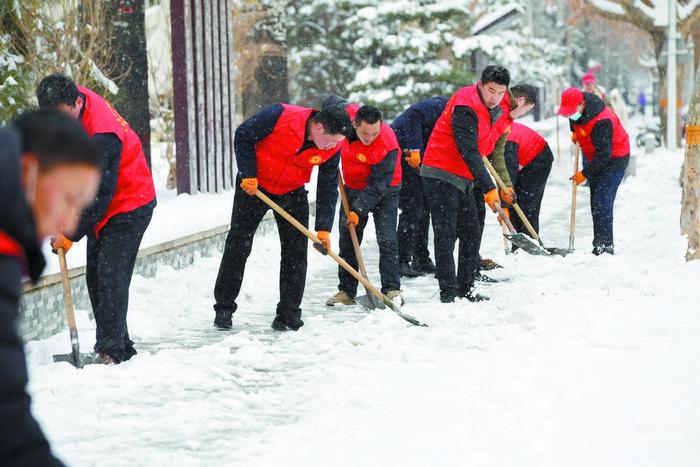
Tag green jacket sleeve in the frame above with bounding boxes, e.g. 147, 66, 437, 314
490, 132, 513, 188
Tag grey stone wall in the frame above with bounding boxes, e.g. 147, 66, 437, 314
19, 210, 286, 342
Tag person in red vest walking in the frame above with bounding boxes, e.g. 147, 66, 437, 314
503, 121, 553, 237
558, 87, 630, 255
214, 102, 351, 331
326, 104, 404, 306
421, 66, 514, 303
37, 75, 157, 364
1, 110, 100, 466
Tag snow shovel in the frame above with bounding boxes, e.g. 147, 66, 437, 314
254, 190, 426, 327
569, 144, 580, 251
337, 173, 384, 310
482, 156, 567, 256
52, 248, 96, 368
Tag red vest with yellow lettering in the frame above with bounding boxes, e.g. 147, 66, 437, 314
507, 122, 547, 169
255, 105, 341, 195
573, 107, 630, 161
79, 86, 156, 236
342, 122, 402, 191
423, 84, 511, 180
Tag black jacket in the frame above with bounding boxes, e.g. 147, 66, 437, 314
0, 127, 64, 467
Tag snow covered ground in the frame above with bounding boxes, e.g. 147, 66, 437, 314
25, 122, 700, 466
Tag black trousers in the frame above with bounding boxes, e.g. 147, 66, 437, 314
423, 177, 481, 296
474, 186, 486, 241
507, 149, 553, 236
397, 159, 431, 264
214, 185, 308, 322
338, 188, 400, 296
86, 205, 152, 362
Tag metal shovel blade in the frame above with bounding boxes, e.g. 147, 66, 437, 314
52, 352, 99, 369
504, 232, 551, 256
355, 294, 375, 310
545, 247, 572, 257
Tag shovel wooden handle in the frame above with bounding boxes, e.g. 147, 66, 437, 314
337, 173, 371, 281
254, 190, 394, 310
481, 156, 543, 244
569, 144, 580, 251
57, 247, 83, 367
58, 248, 78, 335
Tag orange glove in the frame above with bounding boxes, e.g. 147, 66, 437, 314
483, 188, 500, 212
497, 207, 510, 223
316, 231, 331, 252
570, 171, 586, 185
499, 187, 516, 205
571, 132, 578, 143
240, 177, 258, 195
406, 149, 421, 169
51, 234, 73, 254
347, 211, 360, 226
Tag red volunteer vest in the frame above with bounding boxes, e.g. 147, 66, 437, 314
342, 122, 402, 191
507, 122, 547, 169
423, 84, 511, 180
255, 105, 342, 195
78, 87, 155, 236
0, 230, 22, 258
573, 107, 630, 161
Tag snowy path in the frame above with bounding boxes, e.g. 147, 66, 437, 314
25, 148, 700, 467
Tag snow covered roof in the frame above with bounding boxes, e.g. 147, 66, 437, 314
471, 3, 524, 36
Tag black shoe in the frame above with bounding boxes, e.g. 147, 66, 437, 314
214, 308, 233, 329
400, 261, 423, 278
412, 257, 436, 274
592, 245, 615, 256
459, 288, 489, 302
271, 316, 304, 331
272, 309, 304, 331
475, 273, 498, 284
440, 289, 458, 303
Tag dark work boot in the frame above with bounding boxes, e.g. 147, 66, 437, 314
440, 289, 458, 303
412, 257, 436, 274
214, 307, 234, 329
592, 244, 615, 256
272, 308, 304, 331
400, 261, 423, 278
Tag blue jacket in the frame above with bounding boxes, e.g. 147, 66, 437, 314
390, 96, 449, 154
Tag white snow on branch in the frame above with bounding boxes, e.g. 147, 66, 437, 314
589, 0, 625, 16
679, 0, 700, 21
88, 59, 119, 95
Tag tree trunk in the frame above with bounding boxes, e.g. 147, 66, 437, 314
234, 0, 288, 119
681, 71, 700, 261
109, 0, 152, 165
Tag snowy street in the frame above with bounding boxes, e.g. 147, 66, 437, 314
23, 133, 700, 467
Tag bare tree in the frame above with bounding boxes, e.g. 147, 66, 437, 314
583, 0, 699, 140
8, 1, 124, 96
681, 71, 700, 260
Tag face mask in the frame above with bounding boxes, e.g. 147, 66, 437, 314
569, 111, 582, 121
